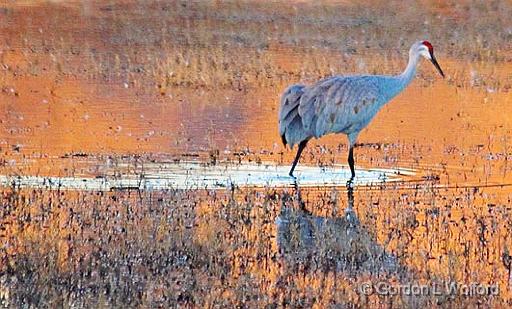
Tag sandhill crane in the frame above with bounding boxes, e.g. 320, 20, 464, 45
278, 40, 444, 180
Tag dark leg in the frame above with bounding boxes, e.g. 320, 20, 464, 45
348, 146, 355, 179
289, 140, 308, 177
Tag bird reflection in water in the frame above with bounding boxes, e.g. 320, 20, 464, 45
276, 183, 400, 275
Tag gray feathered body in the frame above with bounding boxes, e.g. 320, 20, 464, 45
278, 74, 408, 149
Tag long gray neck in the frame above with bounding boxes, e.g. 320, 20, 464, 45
385, 51, 420, 101
395, 51, 419, 91
381, 45, 420, 105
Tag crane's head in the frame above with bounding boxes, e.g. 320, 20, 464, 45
417, 40, 445, 78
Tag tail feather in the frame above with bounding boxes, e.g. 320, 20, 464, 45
278, 84, 309, 148
280, 103, 300, 134
285, 116, 309, 148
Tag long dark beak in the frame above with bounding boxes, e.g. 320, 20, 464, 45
430, 52, 445, 78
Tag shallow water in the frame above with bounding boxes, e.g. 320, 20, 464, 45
0, 161, 417, 190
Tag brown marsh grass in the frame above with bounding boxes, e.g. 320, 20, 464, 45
1, 183, 512, 307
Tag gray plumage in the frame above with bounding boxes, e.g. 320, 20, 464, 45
279, 76, 381, 148
278, 41, 445, 179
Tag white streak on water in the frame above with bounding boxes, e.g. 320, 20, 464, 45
0, 161, 416, 191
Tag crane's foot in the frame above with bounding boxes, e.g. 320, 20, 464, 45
289, 173, 298, 187
346, 176, 355, 189
292, 178, 299, 190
